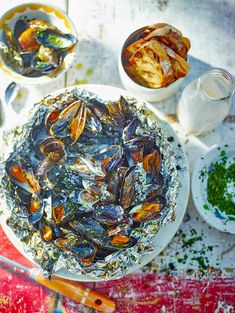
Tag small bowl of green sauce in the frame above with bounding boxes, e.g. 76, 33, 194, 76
192, 141, 235, 234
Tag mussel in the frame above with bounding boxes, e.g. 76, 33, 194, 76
69, 156, 105, 179
5, 159, 41, 194
39, 218, 60, 242
92, 204, 124, 226
35, 29, 77, 50
129, 194, 166, 222
109, 235, 137, 249
50, 100, 87, 143
94, 145, 123, 174
69, 217, 109, 247
52, 193, 75, 224
39, 137, 65, 156
55, 234, 95, 259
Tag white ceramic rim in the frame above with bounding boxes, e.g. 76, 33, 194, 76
192, 141, 235, 234
0, 84, 190, 281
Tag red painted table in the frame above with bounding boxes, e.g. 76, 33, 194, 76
1, 225, 234, 313
0, 0, 235, 312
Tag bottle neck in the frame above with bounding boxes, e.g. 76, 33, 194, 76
197, 68, 234, 102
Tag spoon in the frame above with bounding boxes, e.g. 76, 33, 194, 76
0, 82, 21, 130
4, 81, 21, 106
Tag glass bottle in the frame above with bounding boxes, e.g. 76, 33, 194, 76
177, 68, 234, 135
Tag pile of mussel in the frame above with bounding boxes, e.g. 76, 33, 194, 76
1, 18, 77, 77
5, 94, 166, 265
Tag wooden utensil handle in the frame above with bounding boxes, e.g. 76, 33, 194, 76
35, 274, 116, 312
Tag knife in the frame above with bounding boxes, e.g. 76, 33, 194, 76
0, 255, 116, 313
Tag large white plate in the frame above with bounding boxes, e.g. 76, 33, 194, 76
0, 84, 190, 281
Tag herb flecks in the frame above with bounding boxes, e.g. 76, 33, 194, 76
207, 151, 235, 217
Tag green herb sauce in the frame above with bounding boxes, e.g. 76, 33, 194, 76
207, 151, 235, 216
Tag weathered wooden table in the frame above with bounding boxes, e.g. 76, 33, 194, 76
0, 1, 234, 312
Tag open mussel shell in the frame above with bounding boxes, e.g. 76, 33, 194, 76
5, 159, 41, 194
129, 194, 166, 222
69, 188, 98, 209
109, 235, 137, 249
52, 193, 75, 224
55, 234, 95, 259
49, 100, 87, 144
45, 110, 61, 129
39, 137, 65, 156
35, 29, 77, 50
119, 166, 138, 209
69, 156, 105, 179
28, 194, 44, 225
31, 54, 58, 74
4, 24, 18, 50
122, 117, 139, 143
84, 108, 103, 136
107, 100, 125, 128
39, 218, 60, 243
94, 145, 123, 174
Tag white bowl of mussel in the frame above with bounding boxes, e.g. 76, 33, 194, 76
0, 3, 78, 85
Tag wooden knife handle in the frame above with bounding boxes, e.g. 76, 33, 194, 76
35, 274, 116, 313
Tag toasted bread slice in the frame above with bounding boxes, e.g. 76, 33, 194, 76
144, 24, 188, 59
127, 39, 174, 88
160, 43, 189, 78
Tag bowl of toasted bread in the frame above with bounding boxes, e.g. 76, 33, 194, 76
118, 23, 191, 102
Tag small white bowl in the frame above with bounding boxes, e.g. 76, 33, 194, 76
192, 141, 235, 234
118, 26, 186, 102
0, 3, 78, 86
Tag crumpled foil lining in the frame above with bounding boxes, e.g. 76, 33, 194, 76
0, 87, 181, 280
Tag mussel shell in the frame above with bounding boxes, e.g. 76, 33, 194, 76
122, 118, 139, 143
27, 194, 44, 225
35, 29, 77, 50
119, 166, 137, 209
16, 186, 31, 204
45, 110, 61, 129
5, 159, 41, 194
14, 19, 28, 41
39, 219, 60, 242
49, 100, 84, 139
31, 55, 58, 74
92, 204, 124, 225
39, 137, 65, 156
84, 107, 103, 135
94, 145, 123, 174
69, 217, 109, 247
4, 24, 18, 50
52, 193, 75, 224
69, 189, 98, 208
69, 156, 105, 179
107, 101, 125, 128
129, 194, 166, 222
109, 235, 137, 249
31, 125, 51, 146
55, 235, 95, 259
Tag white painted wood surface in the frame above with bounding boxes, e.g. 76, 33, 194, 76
0, 0, 234, 275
